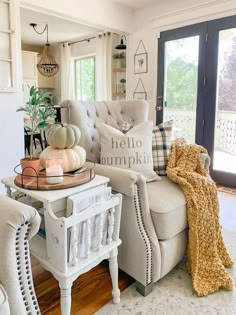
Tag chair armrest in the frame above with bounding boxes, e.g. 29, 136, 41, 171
87, 163, 161, 284
87, 162, 146, 197
0, 196, 41, 314
0, 195, 41, 239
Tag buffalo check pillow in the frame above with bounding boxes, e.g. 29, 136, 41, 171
152, 120, 173, 175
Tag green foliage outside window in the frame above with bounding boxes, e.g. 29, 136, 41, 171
76, 56, 95, 101
166, 57, 198, 110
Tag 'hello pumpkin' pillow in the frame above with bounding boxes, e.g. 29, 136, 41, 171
96, 121, 160, 182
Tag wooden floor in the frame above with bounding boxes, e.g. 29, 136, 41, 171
32, 257, 134, 315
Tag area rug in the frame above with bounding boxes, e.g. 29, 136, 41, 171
95, 229, 236, 315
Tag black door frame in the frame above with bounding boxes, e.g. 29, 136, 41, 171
157, 16, 236, 187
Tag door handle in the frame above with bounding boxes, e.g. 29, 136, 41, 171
156, 95, 163, 111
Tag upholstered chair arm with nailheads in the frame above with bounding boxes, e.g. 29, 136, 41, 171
0, 195, 41, 315
86, 161, 160, 286
87, 161, 144, 197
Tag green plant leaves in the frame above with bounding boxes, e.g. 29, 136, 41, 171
29, 85, 36, 96
38, 121, 48, 129
16, 85, 57, 157
16, 107, 27, 112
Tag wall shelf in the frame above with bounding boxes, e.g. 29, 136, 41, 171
112, 46, 126, 100
113, 68, 126, 72
113, 93, 126, 97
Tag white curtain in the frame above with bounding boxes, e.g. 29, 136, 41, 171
60, 43, 75, 100
95, 32, 113, 101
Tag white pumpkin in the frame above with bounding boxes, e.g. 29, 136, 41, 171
46, 124, 81, 149
40, 145, 86, 173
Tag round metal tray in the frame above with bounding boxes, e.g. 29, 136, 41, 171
14, 163, 95, 190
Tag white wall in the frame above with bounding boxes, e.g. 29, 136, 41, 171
126, 25, 157, 122
127, 0, 236, 123
0, 0, 24, 193
20, 0, 134, 34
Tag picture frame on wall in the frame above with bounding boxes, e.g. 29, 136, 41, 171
133, 92, 147, 100
133, 78, 147, 100
134, 40, 148, 74
134, 53, 148, 74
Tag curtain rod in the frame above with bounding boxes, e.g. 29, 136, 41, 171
68, 32, 111, 46
68, 36, 96, 46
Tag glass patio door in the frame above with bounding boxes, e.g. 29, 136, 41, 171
162, 36, 200, 143
157, 16, 236, 187
204, 17, 236, 186
214, 29, 236, 174
157, 23, 207, 145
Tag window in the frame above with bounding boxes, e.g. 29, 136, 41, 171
75, 56, 95, 101
0, 0, 16, 92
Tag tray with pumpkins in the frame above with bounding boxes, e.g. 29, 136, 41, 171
15, 122, 94, 190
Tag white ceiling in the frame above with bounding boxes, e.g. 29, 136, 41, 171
113, 0, 155, 9
20, 8, 102, 45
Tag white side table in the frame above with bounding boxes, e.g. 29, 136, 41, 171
1, 175, 122, 315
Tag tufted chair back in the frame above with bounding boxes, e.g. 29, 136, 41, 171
59, 100, 148, 163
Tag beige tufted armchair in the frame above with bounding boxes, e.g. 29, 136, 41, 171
0, 195, 41, 314
60, 99, 188, 296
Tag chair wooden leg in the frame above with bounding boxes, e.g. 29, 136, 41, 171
38, 134, 44, 151
136, 281, 153, 296
33, 134, 44, 151
109, 248, 120, 304
24, 135, 30, 155
33, 137, 37, 149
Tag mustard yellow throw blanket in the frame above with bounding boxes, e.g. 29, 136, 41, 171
167, 139, 233, 296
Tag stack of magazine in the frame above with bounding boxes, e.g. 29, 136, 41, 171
67, 185, 112, 261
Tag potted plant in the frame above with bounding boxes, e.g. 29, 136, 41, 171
17, 86, 56, 176
113, 53, 122, 68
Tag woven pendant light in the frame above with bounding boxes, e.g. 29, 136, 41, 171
30, 23, 59, 77
37, 43, 59, 77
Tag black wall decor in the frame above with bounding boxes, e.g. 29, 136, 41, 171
133, 78, 147, 100
134, 40, 148, 74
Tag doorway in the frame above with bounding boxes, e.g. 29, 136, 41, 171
157, 16, 236, 187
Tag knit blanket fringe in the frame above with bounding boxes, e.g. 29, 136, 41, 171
167, 139, 233, 296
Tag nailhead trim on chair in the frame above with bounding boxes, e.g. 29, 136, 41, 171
15, 222, 41, 315
133, 185, 153, 285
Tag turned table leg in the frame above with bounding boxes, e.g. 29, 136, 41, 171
109, 248, 120, 304
59, 281, 73, 315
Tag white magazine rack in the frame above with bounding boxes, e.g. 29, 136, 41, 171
33, 192, 122, 315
